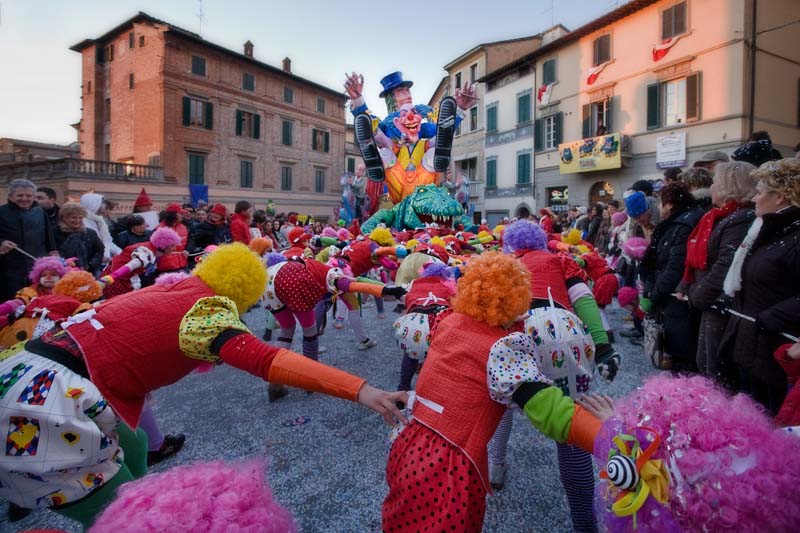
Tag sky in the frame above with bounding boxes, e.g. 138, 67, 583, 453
0, 0, 623, 145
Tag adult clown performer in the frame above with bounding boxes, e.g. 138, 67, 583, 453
344, 71, 478, 204
0, 243, 407, 527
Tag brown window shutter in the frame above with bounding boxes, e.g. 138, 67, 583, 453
686, 72, 701, 122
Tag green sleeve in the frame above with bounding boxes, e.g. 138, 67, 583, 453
572, 294, 609, 345
518, 385, 576, 443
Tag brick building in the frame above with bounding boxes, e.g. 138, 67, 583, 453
69, 12, 346, 219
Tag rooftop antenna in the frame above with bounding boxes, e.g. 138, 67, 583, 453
540, 0, 555, 27
196, 0, 206, 36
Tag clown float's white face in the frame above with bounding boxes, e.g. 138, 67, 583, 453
394, 104, 423, 143
39, 270, 61, 289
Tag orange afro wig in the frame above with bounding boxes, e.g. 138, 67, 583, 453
53, 271, 103, 303
451, 252, 531, 327
248, 237, 273, 256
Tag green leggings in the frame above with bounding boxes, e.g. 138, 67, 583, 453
53, 424, 148, 528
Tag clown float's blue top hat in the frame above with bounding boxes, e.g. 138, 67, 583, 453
379, 71, 414, 98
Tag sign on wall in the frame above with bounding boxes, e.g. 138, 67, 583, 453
558, 133, 622, 174
547, 186, 569, 212
656, 131, 686, 168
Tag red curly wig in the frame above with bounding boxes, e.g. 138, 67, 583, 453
451, 252, 531, 327
53, 271, 103, 303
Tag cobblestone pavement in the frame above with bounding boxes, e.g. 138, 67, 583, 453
3, 301, 655, 533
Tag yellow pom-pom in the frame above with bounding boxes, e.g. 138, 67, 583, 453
192, 243, 267, 314
564, 229, 582, 245
369, 227, 395, 247
430, 236, 446, 248
576, 245, 590, 254
406, 239, 419, 250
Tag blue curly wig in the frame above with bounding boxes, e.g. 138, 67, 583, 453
502, 220, 547, 253
265, 252, 287, 268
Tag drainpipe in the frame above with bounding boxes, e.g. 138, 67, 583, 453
531, 63, 537, 212
748, 0, 757, 137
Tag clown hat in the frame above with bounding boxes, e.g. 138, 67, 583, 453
134, 188, 153, 208
379, 72, 414, 98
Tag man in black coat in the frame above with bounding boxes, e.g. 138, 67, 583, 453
0, 179, 57, 300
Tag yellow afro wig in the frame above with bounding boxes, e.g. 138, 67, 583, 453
248, 237, 273, 257
405, 239, 420, 251
192, 243, 267, 314
452, 252, 531, 327
369, 227, 395, 247
429, 236, 446, 248
563, 229, 582, 246
53, 271, 103, 303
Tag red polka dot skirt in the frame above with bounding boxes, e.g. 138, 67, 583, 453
383, 420, 487, 533
273, 261, 326, 312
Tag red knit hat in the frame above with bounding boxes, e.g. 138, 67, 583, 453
166, 202, 185, 214
288, 226, 310, 244
210, 204, 227, 217
134, 187, 153, 208
287, 214, 298, 225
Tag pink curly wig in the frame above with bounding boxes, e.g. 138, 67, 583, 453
616, 286, 639, 308
622, 237, 649, 260
149, 226, 182, 251
321, 227, 338, 238
502, 220, 547, 253
595, 374, 800, 533
154, 271, 191, 286
611, 211, 628, 227
90, 460, 296, 533
28, 256, 68, 283
336, 228, 352, 241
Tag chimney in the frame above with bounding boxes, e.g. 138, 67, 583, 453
282, 57, 291, 73
243, 40, 254, 58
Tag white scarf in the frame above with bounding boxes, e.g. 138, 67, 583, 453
723, 216, 763, 297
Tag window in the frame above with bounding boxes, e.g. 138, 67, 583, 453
104, 98, 111, 122
347, 157, 356, 173
281, 166, 293, 191
129, 32, 135, 49
647, 72, 700, 129
191, 55, 206, 76
486, 158, 497, 188
517, 152, 531, 185
129, 73, 134, 89
470, 107, 478, 131
544, 115, 557, 150
281, 120, 293, 145
283, 86, 293, 103
182, 96, 213, 129
517, 92, 532, 124
105, 44, 114, 63
188, 153, 206, 185
87, 81, 92, 94
535, 112, 563, 151
486, 105, 498, 133
148, 153, 161, 167
662, 1, 687, 40
581, 99, 612, 138
139, 35, 145, 47
470, 64, 478, 83
315, 169, 326, 193
235, 110, 261, 139
239, 160, 253, 188
459, 158, 477, 181
542, 59, 557, 85
317, 97, 326, 113
312, 128, 330, 152
593, 35, 611, 66
243, 73, 255, 92
104, 144, 111, 161
455, 72, 462, 90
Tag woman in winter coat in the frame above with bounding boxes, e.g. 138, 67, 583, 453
592, 206, 612, 253
53, 202, 105, 274
676, 162, 757, 381
719, 158, 800, 415
80, 192, 120, 262
640, 182, 705, 371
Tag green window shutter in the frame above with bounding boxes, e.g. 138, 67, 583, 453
487, 106, 497, 132
282, 121, 292, 145
646, 83, 661, 130
518, 94, 531, 124
182, 97, 191, 126
312, 129, 318, 150
518, 154, 530, 184
235, 110, 243, 136
486, 159, 496, 188
253, 113, 261, 139
534, 118, 543, 152
582, 104, 591, 139
605, 98, 613, 132
204, 102, 213, 130
198, 156, 205, 184
324, 131, 330, 153
686, 72, 701, 122
554, 112, 564, 145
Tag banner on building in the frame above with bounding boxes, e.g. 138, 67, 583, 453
189, 184, 209, 208
656, 132, 686, 168
558, 133, 622, 174
546, 186, 569, 212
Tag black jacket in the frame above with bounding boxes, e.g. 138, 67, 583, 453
720, 206, 800, 389
187, 221, 231, 254
115, 230, 152, 249
54, 227, 105, 274
0, 202, 56, 300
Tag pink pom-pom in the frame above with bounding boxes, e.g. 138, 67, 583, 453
154, 271, 191, 286
90, 460, 296, 533
622, 237, 649, 260
150, 227, 182, 251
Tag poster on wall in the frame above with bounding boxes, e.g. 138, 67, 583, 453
547, 186, 569, 212
656, 131, 686, 168
559, 133, 622, 174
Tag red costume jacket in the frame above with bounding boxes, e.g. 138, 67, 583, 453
514, 249, 585, 310
229, 213, 252, 245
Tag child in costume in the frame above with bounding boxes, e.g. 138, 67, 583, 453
383, 252, 605, 532
0, 256, 69, 321
0, 243, 407, 527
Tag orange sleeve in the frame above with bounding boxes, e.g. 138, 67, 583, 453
348, 281, 384, 298
567, 404, 603, 454
267, 350, 365, 401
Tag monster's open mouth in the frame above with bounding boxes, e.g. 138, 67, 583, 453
418, 214, 454, 227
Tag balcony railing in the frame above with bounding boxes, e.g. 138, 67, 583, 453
468, 180, 484, 199
0, 158, 165, 183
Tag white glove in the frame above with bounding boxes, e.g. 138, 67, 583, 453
130, 246, 156, 269
487, 332, 552, 405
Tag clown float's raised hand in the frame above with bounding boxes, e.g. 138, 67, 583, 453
455, 81, 478, 110
344, 72, 364, 99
